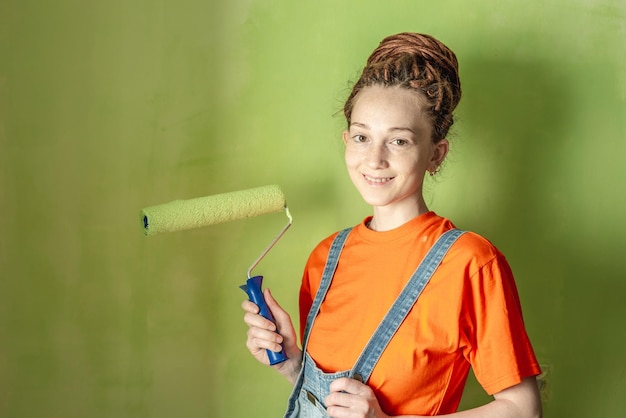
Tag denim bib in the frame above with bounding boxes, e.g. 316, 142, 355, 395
284, 228, 465, 417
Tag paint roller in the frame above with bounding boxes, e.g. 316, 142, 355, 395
140, 184, 291, 365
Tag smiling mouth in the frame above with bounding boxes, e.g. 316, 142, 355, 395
363, 174, 394, 184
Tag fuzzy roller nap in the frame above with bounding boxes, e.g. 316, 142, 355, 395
140, 184, 291, 365
140, 184, 286, 236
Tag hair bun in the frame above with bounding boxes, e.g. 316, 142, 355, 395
344, 32, 462, 141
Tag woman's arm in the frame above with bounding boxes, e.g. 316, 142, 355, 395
242, 288, 303, 385
325, 376, 542, 418
439, 377, 542, 418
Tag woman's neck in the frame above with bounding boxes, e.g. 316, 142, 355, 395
368, 199, 430, 231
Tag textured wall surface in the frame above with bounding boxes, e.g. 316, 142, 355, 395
1, 1, 625, 417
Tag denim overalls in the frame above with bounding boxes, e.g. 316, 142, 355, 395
284, 227, 465, 418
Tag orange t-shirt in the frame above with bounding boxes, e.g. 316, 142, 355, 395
299, 212, 540, 416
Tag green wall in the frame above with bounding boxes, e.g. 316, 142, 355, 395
1, 1, 625, 417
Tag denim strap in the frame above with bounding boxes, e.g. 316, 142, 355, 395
349, 228, 465, 384
301, 227, 353, 350
283, 227, 352, 418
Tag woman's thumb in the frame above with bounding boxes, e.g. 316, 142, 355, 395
264, 288, 290, 325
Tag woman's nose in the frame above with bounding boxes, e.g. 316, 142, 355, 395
366, 143, 388, 168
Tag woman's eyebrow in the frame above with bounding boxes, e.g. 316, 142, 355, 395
389, 126, 416, 134
350, 122, 416, 134
350, 122, 370, 129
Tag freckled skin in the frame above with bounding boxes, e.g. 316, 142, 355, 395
343, 85, 448, 231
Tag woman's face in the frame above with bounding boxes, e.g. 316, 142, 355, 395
343, 85, 448, 217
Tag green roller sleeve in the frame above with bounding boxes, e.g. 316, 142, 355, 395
140, 184, 287, 236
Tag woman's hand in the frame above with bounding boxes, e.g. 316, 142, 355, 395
242, 288, 302, 384
325, 378, 390, 418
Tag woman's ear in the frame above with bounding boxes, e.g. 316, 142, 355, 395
342, 130, 350, 145
430, 139, 449, 171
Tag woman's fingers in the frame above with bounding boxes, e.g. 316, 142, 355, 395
241, 289, 304, 384
242, 294, 286, 363
246, 327, 284, 353
241, 299, 259, 313
243, 310, 277, 331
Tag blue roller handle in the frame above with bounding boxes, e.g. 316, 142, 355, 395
240, 276, 288, 365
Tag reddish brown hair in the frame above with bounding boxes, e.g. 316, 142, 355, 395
343, 33, 462, 142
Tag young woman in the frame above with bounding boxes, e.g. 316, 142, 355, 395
242, 32, 542, 418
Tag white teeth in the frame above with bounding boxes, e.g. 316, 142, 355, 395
364, 175, 392, 183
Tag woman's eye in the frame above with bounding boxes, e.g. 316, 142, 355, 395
392, 139, 409, 146
353, 134, 367, 143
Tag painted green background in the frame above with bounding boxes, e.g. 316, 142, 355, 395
1, 0, 625, 417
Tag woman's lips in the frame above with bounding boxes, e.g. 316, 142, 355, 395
363, 174, 394, 185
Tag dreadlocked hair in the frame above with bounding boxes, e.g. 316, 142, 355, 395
343, 33, 462, 142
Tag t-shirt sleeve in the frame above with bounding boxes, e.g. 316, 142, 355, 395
463, 254, 541, 395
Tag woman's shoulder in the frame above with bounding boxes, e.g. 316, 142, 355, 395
311, 226, 353, 252
441, 228, 515, 288
432, 215, 507, 267
305, 227, 348, 264
455, 230, 502, 256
